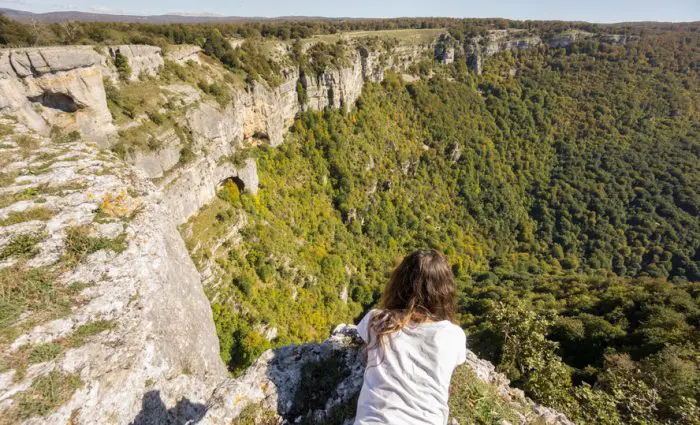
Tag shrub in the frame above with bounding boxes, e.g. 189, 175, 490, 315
114, 52, 132, 80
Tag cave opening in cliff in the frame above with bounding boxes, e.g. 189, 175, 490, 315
28, 92, 80, 113
221, 176, 246, 193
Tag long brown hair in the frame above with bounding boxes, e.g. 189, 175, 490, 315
369, 249, 457, 350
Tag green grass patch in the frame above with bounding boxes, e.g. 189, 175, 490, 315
0, 265, 61, 341
0, 232, 45, 261
0, 183, 87, 209
0, 123, 15, 138
27, 343, 63, 364
232, 403, 278, 425
0, 319, 112, 374
62, 226, 127, 265
0, 264, 88, 344
0, 206, 54, 226
65, 320, 115, 347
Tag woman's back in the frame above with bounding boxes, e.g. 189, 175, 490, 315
354, 309, 467, 425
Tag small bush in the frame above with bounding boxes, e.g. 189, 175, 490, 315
448, 364, 523, 424
114, 52, 132, 80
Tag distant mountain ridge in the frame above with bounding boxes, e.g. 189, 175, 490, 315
0, 7, 348, 23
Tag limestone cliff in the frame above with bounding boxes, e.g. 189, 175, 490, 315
0, 46, 115, 142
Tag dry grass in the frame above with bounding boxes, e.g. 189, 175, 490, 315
62, 225, 127, 266
0, 232, 45, 261
0, 206, 54, 226
1, 370, 83, 423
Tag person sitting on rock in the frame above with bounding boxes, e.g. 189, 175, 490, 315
354, 249, 467, 425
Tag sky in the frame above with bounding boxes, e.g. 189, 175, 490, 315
0, 0, 698, 23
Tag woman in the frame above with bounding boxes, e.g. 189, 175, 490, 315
354, 249, 467, 425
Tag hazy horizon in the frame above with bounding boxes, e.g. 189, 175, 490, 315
0, 0, 698, 23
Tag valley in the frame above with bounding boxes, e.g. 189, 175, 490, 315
0, 14, 697, 425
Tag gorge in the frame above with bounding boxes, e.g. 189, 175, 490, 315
0, 18, 698, 425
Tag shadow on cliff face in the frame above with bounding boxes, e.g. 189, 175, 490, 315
264, 326, 365, 425
129, 390, 207, 425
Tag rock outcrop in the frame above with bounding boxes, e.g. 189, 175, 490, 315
204, 325, 575, 425
0, 46, 115, 142
107, 45, 164, 81
464, 29, 542, 75
164, 45, 203, 65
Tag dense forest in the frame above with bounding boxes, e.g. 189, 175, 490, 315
179, 24, 699, 425
2, 12, 698, 425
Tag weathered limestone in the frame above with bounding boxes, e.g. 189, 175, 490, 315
107, 45, 164, 80
0, 46, 116, 142
302, 52, 365, 111
164, 45, 203, 65
547, 30, 594, 48
0, 125, 226, 425
464, 29, 542, 75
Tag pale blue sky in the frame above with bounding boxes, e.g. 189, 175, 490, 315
0, 0, 697, 22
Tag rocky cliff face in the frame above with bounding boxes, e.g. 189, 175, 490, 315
0, 121, 226, 425
0, 35, 576, 424
0, 46, 116, 142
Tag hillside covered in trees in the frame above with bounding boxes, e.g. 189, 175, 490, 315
178, 22, 699, 425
